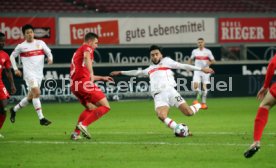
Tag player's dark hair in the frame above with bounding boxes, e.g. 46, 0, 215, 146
84, 32, 98, 42
198, 37, 204, 41
22, 24, 34, 34
0, 32, 5, 38
149, 45, 163, 55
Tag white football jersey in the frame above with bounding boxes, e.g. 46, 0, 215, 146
11, 40, 52, 80
122, 57, 201, 95
190, 48, 214, 68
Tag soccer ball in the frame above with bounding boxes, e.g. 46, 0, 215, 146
174, 123, 190, 137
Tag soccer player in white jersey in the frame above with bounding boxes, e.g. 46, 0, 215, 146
9, 24, 53, 126
110, 45, 214, 135
188, 38, 215, 110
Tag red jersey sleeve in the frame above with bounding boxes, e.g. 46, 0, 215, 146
263, 54, 276, 88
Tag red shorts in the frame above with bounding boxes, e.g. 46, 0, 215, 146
70, 79, 106, 106
269, 83, 276, 98
0, 84, 10, 100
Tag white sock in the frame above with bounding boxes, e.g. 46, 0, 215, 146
164, 118, 177, 130
202, 90, 208, 103
13, 97, 29, 112
32, 98, 44, 120
190, 103, 201, 114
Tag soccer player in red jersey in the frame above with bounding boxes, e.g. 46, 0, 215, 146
70, 32, 113, 140
244, 54, 276, 158
0, 32, 16, 138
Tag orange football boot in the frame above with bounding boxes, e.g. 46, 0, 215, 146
201, 103, 208, 110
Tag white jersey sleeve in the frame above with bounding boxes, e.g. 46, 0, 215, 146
40, 40, 53, 61
121, 67, 150, 77
10, 44, 21, 70
164, 57, 201, 71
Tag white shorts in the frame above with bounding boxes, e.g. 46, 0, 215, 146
153, 87, 186, 110
192, 71, 211, 84
25, 78, 42, 90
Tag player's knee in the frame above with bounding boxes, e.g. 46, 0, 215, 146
86, 103, 96, 110
33, 93, 40, 98
105, 104, 111, 109
31, 92, 40, 98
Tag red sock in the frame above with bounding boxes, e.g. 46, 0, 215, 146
254, 107, 269, 141
82, 106, 110, 126
74, 109, 91, 134
0, 114, 6, 129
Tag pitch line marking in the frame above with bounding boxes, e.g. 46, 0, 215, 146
0, 140, 275, 147
5, 131, 276, 135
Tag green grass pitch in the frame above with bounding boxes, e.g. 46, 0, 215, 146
0, 97, 275, 168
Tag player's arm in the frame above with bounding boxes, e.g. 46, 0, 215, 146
83, 51, 94, 82
10, 45, 22, 77
4, 68, 16, 94
207, 50, 216, 66
257, 55, 276, 100
110, 69, 148, 77
208, 59, 216, 66
41, 41, 53, 64
94, 75, 114, 82
178, 63, 214, 74
167, 58, 214, 74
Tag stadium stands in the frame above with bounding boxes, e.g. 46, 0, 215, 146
0, 0, 88, 13
0, 0, 275, 13
75, 0, 276, 13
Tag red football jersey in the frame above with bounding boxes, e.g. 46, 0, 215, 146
0, 50, 11, 81
70, 44, 94, 81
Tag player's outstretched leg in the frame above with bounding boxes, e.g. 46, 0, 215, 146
78, 106, 110, 139
244, 142, 260, 158
10, 97, 31, 123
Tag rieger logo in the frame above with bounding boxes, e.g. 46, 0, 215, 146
221, 21, 264, 41
70, 20, 119, 44
219, 18, 276, 43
